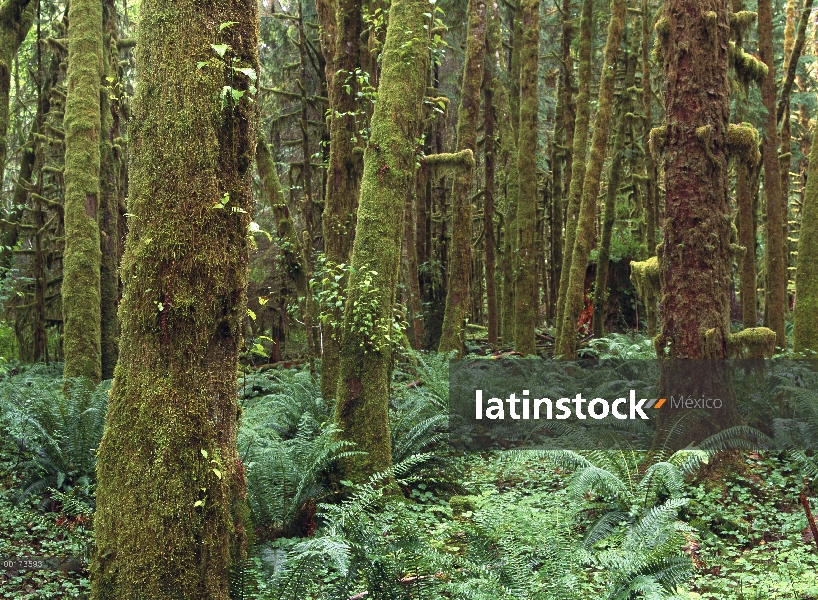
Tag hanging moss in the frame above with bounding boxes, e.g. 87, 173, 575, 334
729, 41, 768, 88
91, 0, 259, 596
793, 121, 818, 353
727, 122, 760, 166
423, 149, 475, 169
334, 0, 431, 483
648, 126, 667, 158
62, 0, 103, 383
726, 327, 777, 358
730, 10, 757, 37
439, 0, 486, 356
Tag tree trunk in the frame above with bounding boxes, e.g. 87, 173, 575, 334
321, 0, 363, 401
62, 0, 103, 383
483, 74, 498, 349
512, 0, 538, 355
656, 0, 732, 359
438, 0, 486, 355
793, 121, 818, 353
555, 0, 593, 348
642, 0, 658, 259
0, 0, 36, 188
758, 0, 786, 348
334, 0, 430, 482
593, 48, 637, 338
555, 0, 627, 359
99, 0, 121, 380
91, 0, 258, 596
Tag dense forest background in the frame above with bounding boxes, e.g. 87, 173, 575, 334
2, 0, 818, 597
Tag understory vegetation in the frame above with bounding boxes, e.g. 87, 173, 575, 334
1, 345, 817, 599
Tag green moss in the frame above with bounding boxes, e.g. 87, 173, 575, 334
62, 0, 103, 382
555, 0, 594, 348
556, 0, 627, 359
91, 0, 259, 596
727, 122, 760, 166
729, 41, 768, 87
334, 0, 431, 483
630, 255, 660, 337
726, 327, 777, 358
511, 0, 538, 356
649, 126, 666, 158
730, 10, 757, 35
423, 149, 474, 169
793, 122, 818, 353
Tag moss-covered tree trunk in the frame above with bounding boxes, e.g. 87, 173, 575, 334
334, 0, 430, 482
483, 73, 498, 348
550, 0, 574, 320
438, 0, 486, 355
554, 0, 593, 349
593, 47, 636, 338
321, 0, 363, 400
641, 0, 657, 259
758, 0, 786, 349
793, 121, 818, 353
511, 0, 538, 355
62, 0, 103, 382
656, 1, 732, 359
556, 0, 626, 359
99, 0, 121, 380
91, 0, 258, 596
0, 0, 36, 188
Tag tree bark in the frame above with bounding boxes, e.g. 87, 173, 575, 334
438, 0, 486, 355
556, 0, 627, 359
62, 0, 103, 382
511, 0, 538, 355
758, 0, 786, 348
91, 0, 259, 595
334, 0, 430, 482
483, 73, 498, 349
793, 121, 818, 353
656, 1, 732, 359
555, 0, 593, 349
642, 0, 658, 260
321, 0, 363, 401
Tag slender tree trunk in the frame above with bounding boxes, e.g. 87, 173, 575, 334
512, 0, 538, 355
758, 0, 786, 348
99, 0, 120, 380
91, 0, 259, 595
321, 0, 363, 401
642, 0, 658, 259
62, 0, 103, 382
593, 49, 636, 338
483, 75, 498, 348
793, 121, 818, 353
0, 0, 36, 188
656, 0, 732, 359
550, 0, 574, 323
334, 0, 430, 482
403, 171, 424, 349
555, 0, 593, 348
439, 0, 486, 355
556, 0, 626, 359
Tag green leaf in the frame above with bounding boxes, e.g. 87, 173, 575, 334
201, 449, 208, 459
247, 308, 256, 321
211, 43, 230, 57
193, 499, 205, 508
212, 468, 222, 479
219, 21, 238, 31
196, 61, 209, 70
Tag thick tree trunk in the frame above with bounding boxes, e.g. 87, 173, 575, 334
321, 0, 363, 401
656, 1, 732, 359
0, 0, 36, 188
642, 0, 658, 260
438, 0, 486, 355
334, 0, 430, 482
555, 0, 626, 359
555, 0, 593, 348
793, 122, 818, 353
758, 0, 786, 348
62, 0, 103, 383
91, 0, 258, 596
511, 0, 538, 355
